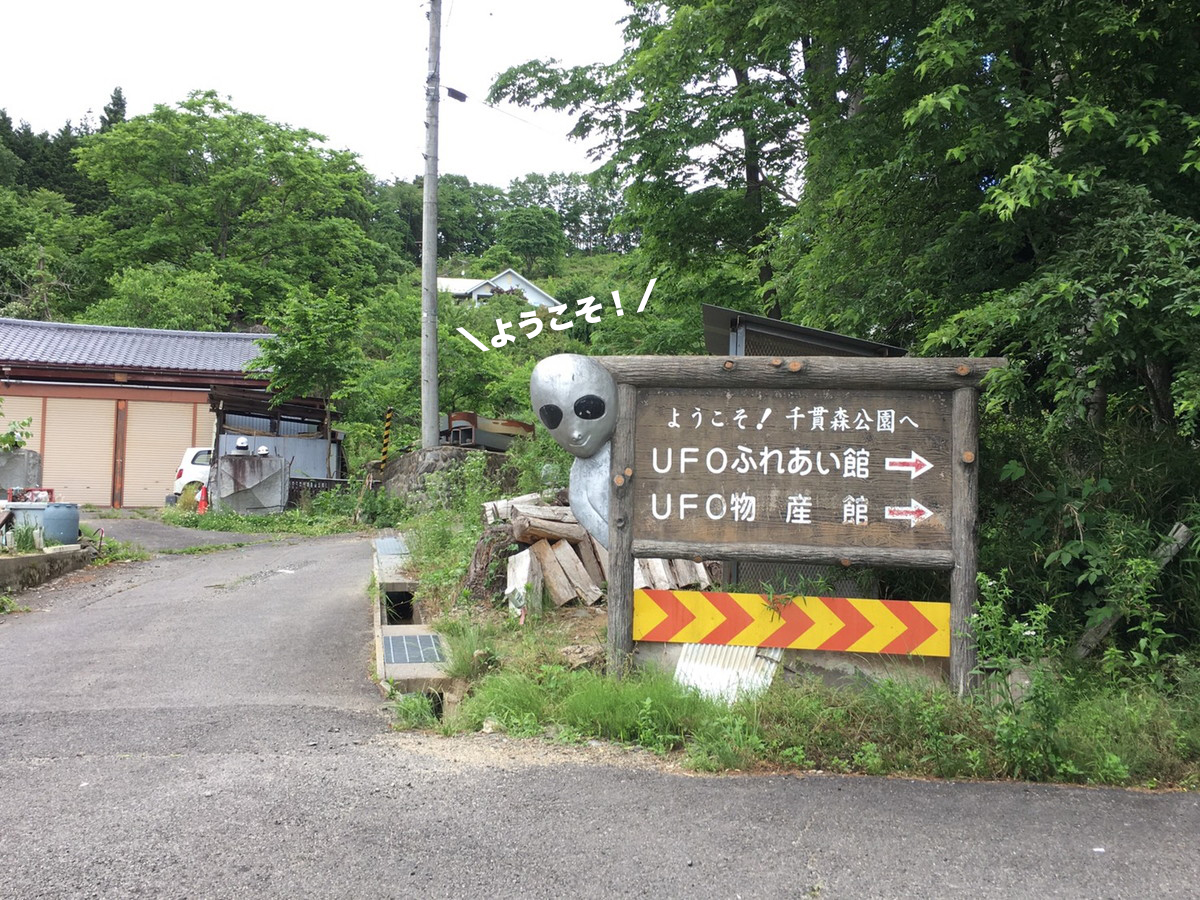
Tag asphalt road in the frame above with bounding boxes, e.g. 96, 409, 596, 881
1, 526, 1197, 899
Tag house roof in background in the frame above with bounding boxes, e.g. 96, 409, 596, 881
436, 269, 557, 307
0, 318, 271, 386
437, 276, 496, 295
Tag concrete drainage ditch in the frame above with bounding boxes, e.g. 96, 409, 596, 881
373, 534, 451, 706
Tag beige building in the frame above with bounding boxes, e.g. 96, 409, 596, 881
0, 319, 268, 508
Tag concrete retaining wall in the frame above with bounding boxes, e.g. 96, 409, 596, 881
375, 447, 513, 499
0, 548, 92, 594
0, 449, 42, 491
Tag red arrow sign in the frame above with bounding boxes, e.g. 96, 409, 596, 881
702, 592, 756, 644
639, 589, 696, 642
884, 499, 933, 527
760, 600, 816, 648
884, 451, 933, 479
819, 596, 874, 652
880, 599, 940, 654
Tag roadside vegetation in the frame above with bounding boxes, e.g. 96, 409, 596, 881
79, 525, 151, 565
380, 443, 1200, 790
159, 480, 410, 536
0, 593, 30, 615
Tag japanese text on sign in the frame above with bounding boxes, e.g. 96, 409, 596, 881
456, 279, 656, 351
634, 387, 953, 551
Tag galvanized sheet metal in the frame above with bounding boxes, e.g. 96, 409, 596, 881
673, 642, 782, 703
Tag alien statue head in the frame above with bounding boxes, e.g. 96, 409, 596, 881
529, 354, 617, 547
529, 354, 617, 459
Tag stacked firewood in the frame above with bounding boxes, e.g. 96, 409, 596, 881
473, 493, 713, 615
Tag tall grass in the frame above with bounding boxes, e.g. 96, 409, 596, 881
424, 655, 1200, 786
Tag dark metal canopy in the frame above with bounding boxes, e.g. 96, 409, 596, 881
701, 304, 906, 358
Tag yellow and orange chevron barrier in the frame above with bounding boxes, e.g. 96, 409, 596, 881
633, 589, 950, 657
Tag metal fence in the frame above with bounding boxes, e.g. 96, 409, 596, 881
287, 477, 351, 507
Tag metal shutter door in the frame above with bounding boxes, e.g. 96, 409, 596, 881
124, 400, 197, 507
0, 396, 42, 448
196, 405, 217, 447
42, 398, 115, 505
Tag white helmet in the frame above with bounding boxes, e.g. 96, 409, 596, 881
235, 437, 250, 449
257, 446, 270, 456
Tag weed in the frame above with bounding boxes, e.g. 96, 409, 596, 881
81, 526, 151, 565
177, 482, 201, 512
1, 594, 31, 615
972, 571, 1076, 780
12, 524, 38, 552
392, 692, 440, 730
161, 505, 358, 536
159, 543, 253, 556
687, 714, 767, 772
438, 622, 501, 681
780, 745, 811, 768
446, 669, 553, 736
852, 741, 886, 775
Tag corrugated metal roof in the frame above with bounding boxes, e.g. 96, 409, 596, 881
0, 318, 269, 374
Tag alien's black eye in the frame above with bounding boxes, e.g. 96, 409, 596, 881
539, 404, 563, 429
574, 395, 606, 420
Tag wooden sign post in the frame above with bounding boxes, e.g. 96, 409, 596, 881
602, 355, 1004, 695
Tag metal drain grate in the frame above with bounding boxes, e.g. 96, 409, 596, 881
383, 633, 444, 665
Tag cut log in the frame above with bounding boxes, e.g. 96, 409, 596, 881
462, 524, 516, 601
632, 559, 649, 590
530, 539, 576, 607
483, 492, 543, 524
672, 558, 707, 588
552, 540, 603, 606
576, 534, 605, 587
511, 514, 588, 544
644, 557, 675, 591
504, 548, 544, 617
591, 537, 609, 582
512, 502, 577, 524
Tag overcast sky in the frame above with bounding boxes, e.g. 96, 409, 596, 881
1, 0, 629, 188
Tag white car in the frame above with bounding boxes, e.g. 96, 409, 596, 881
172, 446, 212, 498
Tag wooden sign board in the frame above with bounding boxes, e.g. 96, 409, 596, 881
600, 355, 1005, 695
634, 387, 952, 553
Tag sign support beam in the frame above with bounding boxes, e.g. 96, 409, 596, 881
608, 381, 638, 676
950, 386, 981, 696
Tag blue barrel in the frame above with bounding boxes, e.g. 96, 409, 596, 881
43, 502, 80, 545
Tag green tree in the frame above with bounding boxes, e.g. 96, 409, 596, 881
432, 174, 508, 257
80, 260, 234, 331
248, 288, 361, 476
767, 0, 1200, 641
490, 0, 805, 314
0, 186, 103, 320
74, 90, 383, 323
494, 206, 568, 276
366, 178, 423, 264
99, 87, 126, 132
507, 171, 627, 253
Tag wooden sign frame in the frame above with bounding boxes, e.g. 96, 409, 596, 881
601, 354, 1005, 694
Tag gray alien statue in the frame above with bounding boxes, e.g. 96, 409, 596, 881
529, 354, 616, 549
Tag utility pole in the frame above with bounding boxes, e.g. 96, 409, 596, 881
420, 0, 442, 450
